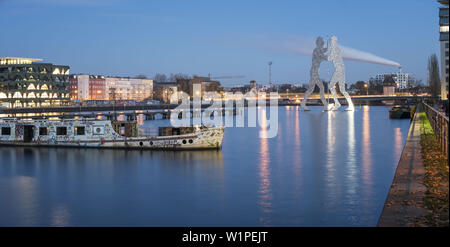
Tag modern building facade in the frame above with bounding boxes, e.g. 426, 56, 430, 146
105, 77, 153, 102
69, 75, 106, 101
0, 57, 70, 108
439, 0, 449, 100
70, 75, 153, 102
370, 72, 415, 89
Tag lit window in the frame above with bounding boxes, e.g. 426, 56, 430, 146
75, 126, 85, 135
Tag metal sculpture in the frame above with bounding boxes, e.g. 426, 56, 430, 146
301, 37, 328, 111
327, 36, 354, 111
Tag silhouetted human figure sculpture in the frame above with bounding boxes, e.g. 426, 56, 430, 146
327, 36, 354, 111
301, 37, 328, 111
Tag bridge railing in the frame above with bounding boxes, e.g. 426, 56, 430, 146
423, 102, 449, 157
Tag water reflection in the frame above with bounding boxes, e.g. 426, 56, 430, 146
362, 106, 373, 186
51, 204, 71, 227
258, 108, 272, 225
0, 106, 411, 226
359, 106, 375, 222
394, 128, 403, 162
325, 110, 337, 205
293, 107, 302, 196
0, 146, 224, 226
345, 110, 358, 223
347, 111, 356, 165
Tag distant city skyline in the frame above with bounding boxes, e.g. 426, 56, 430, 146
0, 0, 442, 86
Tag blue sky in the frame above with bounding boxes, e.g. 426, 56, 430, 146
0, 0, 443, 86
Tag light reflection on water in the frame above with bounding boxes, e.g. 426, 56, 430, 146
0, 106, 409, 226
258, 108, 273, 226
362, 106, 373, 185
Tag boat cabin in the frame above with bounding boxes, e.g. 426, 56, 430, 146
158, 126, 195, 136
111, 121, 138, 137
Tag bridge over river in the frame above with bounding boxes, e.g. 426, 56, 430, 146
0, 103, 239, 121
0, 95, 429, 114
277, 94, 429, 105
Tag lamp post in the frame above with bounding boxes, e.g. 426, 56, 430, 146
364, 83, 368, 95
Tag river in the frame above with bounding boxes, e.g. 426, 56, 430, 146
0, 106, 410, 226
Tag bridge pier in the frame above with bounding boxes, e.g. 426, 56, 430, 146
106, 114, 117, 120
126, 114, 136, 121
162, 112, 170, 119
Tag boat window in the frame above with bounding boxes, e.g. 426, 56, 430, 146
119, 124, 126, 136
93, 126, 105, 135
56, 127, 67, 136
172, 128, 181, 135
75, 126, 85, 135
1, 127, 11, 136
39, 127, 48, 136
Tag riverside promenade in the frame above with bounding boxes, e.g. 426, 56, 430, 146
378, 110, 429, 226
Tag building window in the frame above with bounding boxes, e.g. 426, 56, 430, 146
75, 126, 85, 135
1, 127, 11, 135
39, 127, 48, 135
56, 127, 67, 135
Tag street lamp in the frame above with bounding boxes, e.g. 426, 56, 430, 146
364, 83, 368, 95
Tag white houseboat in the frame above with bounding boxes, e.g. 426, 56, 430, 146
0, 118, 225, 150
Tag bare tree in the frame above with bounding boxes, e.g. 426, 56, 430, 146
134, 74, 147, 79
428, 54, 441, 103
153, 73, 167, 82
168, 73, 191, 81
415, 79, 423, 86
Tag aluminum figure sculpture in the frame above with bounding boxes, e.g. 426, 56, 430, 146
327, 36, 354, 111
301, 37, 329, 111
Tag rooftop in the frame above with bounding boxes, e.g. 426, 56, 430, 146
0, 57, 43, 65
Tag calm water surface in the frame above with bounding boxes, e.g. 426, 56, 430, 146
0, 106, 410, 226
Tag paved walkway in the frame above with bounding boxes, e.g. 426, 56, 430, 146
378, 112, 430, 227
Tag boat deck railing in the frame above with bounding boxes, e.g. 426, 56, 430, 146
0, 117, 102, 123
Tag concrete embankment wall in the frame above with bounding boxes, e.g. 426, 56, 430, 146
377, 109, 429, 227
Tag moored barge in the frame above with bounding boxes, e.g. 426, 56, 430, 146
389, 105, 411, 119
0, 118, 224, 150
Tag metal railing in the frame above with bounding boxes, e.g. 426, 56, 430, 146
423, 102, 449, 157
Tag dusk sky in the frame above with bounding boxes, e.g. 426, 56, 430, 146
0, 0, 442, 86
